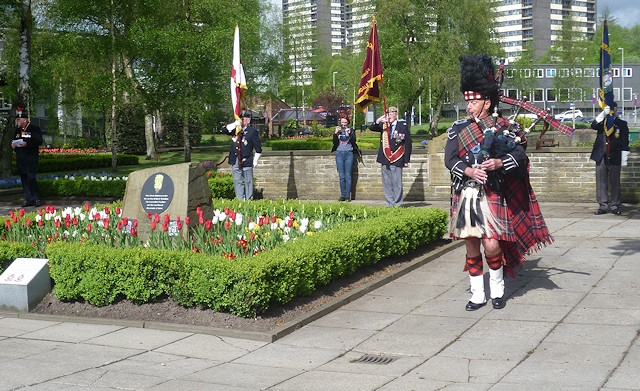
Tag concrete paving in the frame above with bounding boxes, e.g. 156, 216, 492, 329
1, 198, 640, 390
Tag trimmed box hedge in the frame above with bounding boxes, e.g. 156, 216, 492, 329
44, 205, 448, 317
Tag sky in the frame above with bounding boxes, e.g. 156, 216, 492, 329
597, 0, 639, 28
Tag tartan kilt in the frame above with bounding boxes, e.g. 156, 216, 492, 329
450, 186, 513, 241
449, 174, 553, 277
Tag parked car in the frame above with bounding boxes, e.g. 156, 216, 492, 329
554, 110, 583, 121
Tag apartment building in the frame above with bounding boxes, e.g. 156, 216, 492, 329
496, 0, 596, 63
282, 0, 374, 85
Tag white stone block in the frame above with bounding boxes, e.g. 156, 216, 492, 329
0, 258, 51, 312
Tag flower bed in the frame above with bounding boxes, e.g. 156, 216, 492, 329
1, 199, 448, 317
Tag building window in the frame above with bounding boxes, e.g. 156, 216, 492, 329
545, 68, 556, 78
520, 69, 531, 78
584, 68, 595, 77
533, 88, 544, 102
536, 69, 544, 78
546, 89, 557, 102
613, 68, 620, 77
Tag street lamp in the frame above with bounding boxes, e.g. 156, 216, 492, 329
332, 71, 338, 90
618, 47, 624, 117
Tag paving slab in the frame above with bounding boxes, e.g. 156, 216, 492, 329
0, 201, 639, 390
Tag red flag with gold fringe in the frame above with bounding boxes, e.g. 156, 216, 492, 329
354, 17, 383, 113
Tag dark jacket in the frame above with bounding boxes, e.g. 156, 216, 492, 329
590, 116, 629, 166
331, 126, 357, 152
13, 123, 43, 175
369, 120, 412, 166
227, 125, 262, 167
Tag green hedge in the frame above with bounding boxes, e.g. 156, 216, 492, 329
38, 177, 128, 198
44, 206, 448, 317
266, 138, 377, 151
13, 154, 139, 174
0, 242, 38, 274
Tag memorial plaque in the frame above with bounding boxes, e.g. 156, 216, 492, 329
140, 172, 174, 214
121, 162, 213, 242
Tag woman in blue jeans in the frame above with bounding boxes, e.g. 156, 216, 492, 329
331, 116, 357, 201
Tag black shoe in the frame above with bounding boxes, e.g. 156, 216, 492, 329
21, 202, 34, 208
594, 209, 607, 215
339, 197, 346, 201
612, 209, 621, 215
34, 200, 41, 207
491, 297, 506, 309
465, 301, 487, 311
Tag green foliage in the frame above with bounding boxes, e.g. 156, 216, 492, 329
113, 104, 146, 155
265, 137, 377, 151
0, 242, 38, 275
207, 171, 237, 199
38, 177, 127, 198
162, 112, 204, 148
42, 205, 448, 317
14, 153, 139, 174
47, 243, 180, 305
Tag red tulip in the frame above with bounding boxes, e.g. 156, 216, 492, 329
84, 203, 90, 212
104, 206, 109, 215
130, 227, 137, 237
185, 216, 190, 226
19, 209, 25, 217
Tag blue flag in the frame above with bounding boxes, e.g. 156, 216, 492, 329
598, 20, 613, 109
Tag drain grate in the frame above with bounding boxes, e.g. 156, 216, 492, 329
352, 354, 398, 365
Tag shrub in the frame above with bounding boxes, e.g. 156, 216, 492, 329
112, 103, 146, 155
163, 113, 203, 147
207, 171, 237, 199
38, 203, 448, 317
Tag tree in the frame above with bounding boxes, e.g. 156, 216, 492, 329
312, 89, 345, 113
0, 0, 35, 178
376, 0, 501, 137
504, 40, 540, 101
546, 13, 590, 122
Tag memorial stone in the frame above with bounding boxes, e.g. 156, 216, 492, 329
121, 162, 213, 242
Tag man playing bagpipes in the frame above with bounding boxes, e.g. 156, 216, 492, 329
444, 54, 553, 311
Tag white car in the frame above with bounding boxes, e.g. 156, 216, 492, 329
554, 110, 583, 121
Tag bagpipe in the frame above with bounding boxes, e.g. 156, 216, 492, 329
493, 59, 575, 150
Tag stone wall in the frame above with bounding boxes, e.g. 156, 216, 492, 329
224, 132, 639, 204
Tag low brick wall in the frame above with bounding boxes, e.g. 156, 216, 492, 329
221, 133, 640, 204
